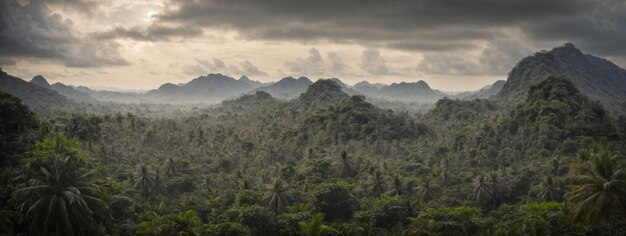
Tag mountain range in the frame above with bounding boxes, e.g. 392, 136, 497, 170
1, 43, 625, 111
255, 76, 313, 99
0, 71, 68, 111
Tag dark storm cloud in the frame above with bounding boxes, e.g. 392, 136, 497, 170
153, 0, 598, 50
94, 24, 204, 41
0, 0, 128, 67
146, 0, 626, 74
520, 0, 626, 56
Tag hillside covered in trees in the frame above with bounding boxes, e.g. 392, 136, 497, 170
1, 68, 625, 235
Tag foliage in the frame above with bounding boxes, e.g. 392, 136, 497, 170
11, 134, 108, 236
355, 194, 410, 229
311, 181, 359, 221
409, 206, 485, 236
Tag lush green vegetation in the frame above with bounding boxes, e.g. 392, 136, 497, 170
1, 77, 625, 235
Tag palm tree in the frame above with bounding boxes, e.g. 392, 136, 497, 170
299, 213, 326, 236
152, 168, 167, 196
417, 177, 440, 204
368, 170, 386, 197
566, 152, 626, 227
134, 165, 154, 201
440, 158, 450, 186
164, 157, 178, 177
264, 177, 291, 214
537, 176, 562, 202
170, 210, 202, 235
387, 175, 407, 196
337, 150, 353, 178
472, 174, 493, 210
550, 155, 565, 177
12, 134, 107, 236
488, 171, 501, 208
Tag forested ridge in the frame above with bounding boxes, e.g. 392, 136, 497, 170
1, 76, 625, 236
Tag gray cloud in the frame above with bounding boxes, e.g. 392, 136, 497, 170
0, 58, 17, 66
0, 0, 128, 67
182, 58, 267, 76
360, 49, 389, 75
152, 0, 608, 49
417, 38, 532, 75
520, 0, 626, 57
285, 48, 326, 75
239, 60, 268, 76
94, 24, 203, 41
284, 48, 350, 76
144, 0, 626, 74
327, 52, 346, 72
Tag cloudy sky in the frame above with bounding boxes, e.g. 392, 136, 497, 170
1, 0, 625, 91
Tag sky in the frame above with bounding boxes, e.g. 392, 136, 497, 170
1, 0, 625, 91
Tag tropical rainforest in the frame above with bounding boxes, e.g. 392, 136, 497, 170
1, 72, 625, 236
0, 42, 625, 236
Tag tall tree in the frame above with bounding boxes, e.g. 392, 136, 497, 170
264, 177, 291, 214
336, 150, 353, 178
368, 170, 386, 197
152, 168, 167, 196
472, 174, 493, 210
387, 175, 407, 196
12, 134, 107, 236
134, 165, 154, 201
488, 171, 501, 208
537, 176, 563, 202
417, 177, 440, 204
566, 152, 626, 227
164, 157, 178, 177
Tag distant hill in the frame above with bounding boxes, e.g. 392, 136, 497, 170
353, 81, 384, 95
256, 76, 312, 99
498, 43, 626, 109
75, 86, 147, 103
456, 80, 505, 100
238, 75, 270, 88
0, 69, 69, 111
146, 73, 254, 103
28, 75, 96, 102
354, 80, 446, 102
30, 75, 50, 87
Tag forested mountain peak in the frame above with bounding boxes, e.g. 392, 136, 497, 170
297, 79, 350, 106
525, 76, 585, 103
30, 75, 50, 88
502, 75, 618, 156
498, 43, 626, 109
328, 78, 348, 88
